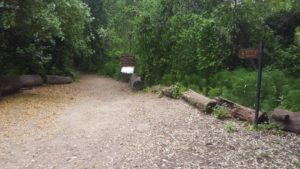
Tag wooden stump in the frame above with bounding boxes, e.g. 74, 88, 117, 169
162, 87, 173, 98
272, 109, 300, 134
130, 74, 144, 91
182, 89, 217, 113
46, 75, 73, 84
0, 76, 22, 96
216, 97, 266, 123
20, 75, 43, 88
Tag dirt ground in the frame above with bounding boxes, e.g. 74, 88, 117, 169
0, 74, 299, 169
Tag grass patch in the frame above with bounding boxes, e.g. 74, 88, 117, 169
212, 106, 231, 120
225, 122, 238, 133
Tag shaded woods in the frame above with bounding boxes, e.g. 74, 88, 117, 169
1, 0, 300, 112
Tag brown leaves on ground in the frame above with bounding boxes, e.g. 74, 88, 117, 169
0, 83, 83, 137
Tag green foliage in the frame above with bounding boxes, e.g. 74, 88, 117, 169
225, 122, 238, 133
212, 106, 231, 120
282, 90, 300, 112
210, 69, 300, 113
170, 82, 187, 99
0, 0, 110, 75
256, 122, 282, 131
99, 60, 121, 79
1, 0, 300, 113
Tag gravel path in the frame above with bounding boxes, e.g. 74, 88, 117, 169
0, 74, 299, 169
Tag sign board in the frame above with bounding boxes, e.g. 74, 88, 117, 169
121, 66, 135, 74
239, 48, 259, 59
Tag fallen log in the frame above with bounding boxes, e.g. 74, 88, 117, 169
272, 109, 300, 134
216, 97, 266, 123
46, 75, 73, 84
20, 75, 43, 88
130, 74, 144, 91
0, 76, 22, 96
162, 87, 173, 98
182, 89, 217, 113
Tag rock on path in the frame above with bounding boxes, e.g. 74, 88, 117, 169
0, 75, 299, 169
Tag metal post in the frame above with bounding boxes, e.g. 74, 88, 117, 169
254, 40, 264, 126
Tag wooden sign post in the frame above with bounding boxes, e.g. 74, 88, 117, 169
239, 44, 264, 126
239, 48, 259, 59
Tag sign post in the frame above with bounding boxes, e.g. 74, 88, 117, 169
254, 41, 264, 126
239, 42, 264, 126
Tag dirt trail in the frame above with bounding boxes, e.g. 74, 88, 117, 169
0, 75, 299, 169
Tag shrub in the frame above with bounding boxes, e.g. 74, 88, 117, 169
170, 82, 187, 99
213, 106, 231, 120
225, 122, 238, 133
282, 90, 300, 112
161, 74, 174, 86
100, 61, 121, 79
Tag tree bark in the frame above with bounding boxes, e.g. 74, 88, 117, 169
130, 74, 144, 91
272, 109, 300, 134
182, 89, 217, 113
46, 75, 73, 84
20, 75, 43, 88
216, 97, 266, 123
162, 87, 173, 98
0, 76, 22, 96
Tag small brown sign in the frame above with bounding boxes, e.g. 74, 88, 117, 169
239, 48, 259, 59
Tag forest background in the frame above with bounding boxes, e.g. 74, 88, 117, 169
1, 0, 299, 113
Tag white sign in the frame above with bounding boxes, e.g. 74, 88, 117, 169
121, 66, 135, 74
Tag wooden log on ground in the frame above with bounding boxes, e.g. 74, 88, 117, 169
20, 75, 43, 88
0, 76, 22, 96
182, 89, 217, 113
130, 74, 144, 91
216, 97, 266, 123
272, 109, 300, 134
162, 87, 173, 98
46, 75, 73, 84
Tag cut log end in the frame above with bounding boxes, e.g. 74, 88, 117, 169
130, 74, 144, 91
272, 109, 300, 134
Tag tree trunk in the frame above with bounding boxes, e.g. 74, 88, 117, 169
130, 74, 144, 91
20, 75, 43, 88
272, 109, 300, 134
216, 97, 267, 123
0, 76, 22, 96
182, 89, 217, 113
46, 75, 73, 84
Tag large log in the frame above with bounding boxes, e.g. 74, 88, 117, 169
216, 97, 266, 123
20, 75, 43, 88
130, 74, 144, 91
46, 75, 73, 84
272, 109, 300, 134
182, 89, 217, 113
0, 76, 22, 96
162, 87, 173, 98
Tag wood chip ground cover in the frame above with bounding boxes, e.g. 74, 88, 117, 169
0, 75, 299, 168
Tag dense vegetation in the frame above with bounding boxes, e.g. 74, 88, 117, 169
1, 0, 300, 112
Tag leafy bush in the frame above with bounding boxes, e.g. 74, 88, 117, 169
213, 106, 231, 120
225, 122, 238, 133
210, 69, 299, 113
100, 61, 121, 79
282, 90, 300, 112
170, 83, 187, 99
